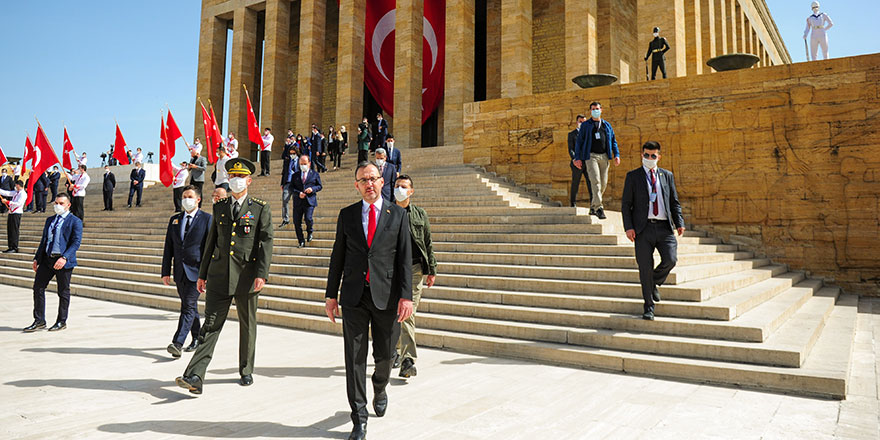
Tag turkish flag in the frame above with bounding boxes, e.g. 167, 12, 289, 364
28, 124, 64, 206
364, 0, 446, 123
0, 145, 7, 166
245, 88, 262, 147
23, 135, 35, 173
199, 101, 214, 162
63, 127, 74, 170
208, 104, 223, 164
166, 109, 182, 157
159, 116, 173, 187
114, 123, 130, 165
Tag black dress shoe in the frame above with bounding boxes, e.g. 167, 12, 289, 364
391, 352, 400, 369
348, 423, 367, 440
184, 340, 199, 352
279, 220, 289, 228
239, 374, 253, 386
298, 242, 305, 248
642, 311, 655, 321
23, 321, 46, 332
399, 358, 417, 378
3, 248, 18, 253
306, 233, 313, 242
373, 390, 388, 417
652, 285, 661, 303
589, 208, 597, 216
175, 374, 203, 394
167, 343, 183, 358
127, 204, 132, 208
48, 322, 66, 331
596, 208, 607, 220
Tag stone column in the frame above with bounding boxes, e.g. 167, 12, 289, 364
443, 0, 475, 145
565, 0, 598, 90
195, 11, 228, 142
228, 7, 258, 159
296, 0, 326, 135
700, 0, 716, 69
685, 0, 703, 75
714, 0, 727, 55
261, 0, 290, 154
737, 2, 746, 53
500, 0, 532, 98
486, 0, 502, 100
335, 0, 365, 134
393, 0, 423, 148
637, 0, 686, 78
727, 0, 737, 52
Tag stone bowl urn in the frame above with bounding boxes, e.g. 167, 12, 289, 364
706, 53, 761, 71
571, 74, 618, 89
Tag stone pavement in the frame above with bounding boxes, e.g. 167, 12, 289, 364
1, 285, 877, 440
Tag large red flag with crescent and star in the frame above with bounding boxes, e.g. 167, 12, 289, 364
364, 0, 445, 123
199, 101, 215, 163
23, 135, 35, 173
159, 115, 173, 187
0, 145, 7, 166
166, 109, 182, 157
113, 123, 130, 166
28, 124, 64, 206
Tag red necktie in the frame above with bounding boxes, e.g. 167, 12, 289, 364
366, 204, 376, 283
650, 169, 659, 216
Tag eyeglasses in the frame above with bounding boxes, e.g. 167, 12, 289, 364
356, 177, 382, 185
642, 153, 659, 159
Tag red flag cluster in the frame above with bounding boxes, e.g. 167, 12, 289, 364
26, 124, 64, 206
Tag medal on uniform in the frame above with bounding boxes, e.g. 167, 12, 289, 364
244, 225, 251, 234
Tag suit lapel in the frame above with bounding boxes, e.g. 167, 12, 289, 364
351, 203, 369, 249
374, 199, 394, 241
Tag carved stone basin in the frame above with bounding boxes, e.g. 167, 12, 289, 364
571, 74, 618, 89
707, 53, 761, 71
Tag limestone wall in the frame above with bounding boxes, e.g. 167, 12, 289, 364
463, 53, 880, 294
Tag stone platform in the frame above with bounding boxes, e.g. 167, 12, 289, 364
2, 287, 878, 439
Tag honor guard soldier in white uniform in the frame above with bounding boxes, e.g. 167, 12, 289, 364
804, 1, 833, 61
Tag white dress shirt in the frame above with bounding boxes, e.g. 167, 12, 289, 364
644, 166, 668, 221
0, 188, 26, 214
172, 165, 189, 188
215, 157, 230, 185
190, 143, 203, 155
226, 138, 239, 158
67, 172, 90, 197
76, 154, 88, 166
133, 152, 144, 164
262, 134, 274, 152
361, 197, 384, 241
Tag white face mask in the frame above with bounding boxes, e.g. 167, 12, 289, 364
375, 159, 386, 168
642, 158, 658, 170
53, 204, 68, 215
591, 109, 602, 119
181, 198, 198, 213
394, 187, 410, 202
387, 142, 394, 149
229, 177, 248, 193
653, 32, 659, 37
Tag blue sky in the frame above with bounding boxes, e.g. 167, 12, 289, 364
0, 0, 877, 167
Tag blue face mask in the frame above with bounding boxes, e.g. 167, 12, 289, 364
591, 109, 602, 119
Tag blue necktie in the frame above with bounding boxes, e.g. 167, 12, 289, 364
47, 217, 60, 255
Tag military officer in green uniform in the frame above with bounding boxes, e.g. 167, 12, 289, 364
176, 158, 273, 394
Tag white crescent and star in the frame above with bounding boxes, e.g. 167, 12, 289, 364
372, 10, 440, 84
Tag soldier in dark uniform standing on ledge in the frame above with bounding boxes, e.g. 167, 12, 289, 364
175, 158, 273, 395
644, 27, 670, 80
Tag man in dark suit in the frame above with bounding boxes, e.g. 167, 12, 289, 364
384, 135, 402, 173
32, 172, 49, 213
47, 166, 61, 200
290, 155, 322, 247
324, 162, 413, 440
128, 162, 145, 208
374, 148, 397, 202
162, 186, 212, 358
568, 114, 592, 209
102, 166, 116, 211
24, 193, 83, 332
621, 141, 685, 321
0, 169, 12, 214
373, 113, 388, 151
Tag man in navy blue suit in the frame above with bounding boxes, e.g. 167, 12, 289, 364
374, 148, 397, 202
384, 135, 402, 173
621, 141, 685, 321
128, 162, 146, 208
162, 186, 212, 358
291, 155, 322, 247
24, 193, 83, 332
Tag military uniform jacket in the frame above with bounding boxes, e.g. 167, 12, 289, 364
199, 195, 274, 296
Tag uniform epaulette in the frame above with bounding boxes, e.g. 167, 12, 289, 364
252, 198, 266, 205
217, 197, 229, 202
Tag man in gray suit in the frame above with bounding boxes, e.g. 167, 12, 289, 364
325, 162, 413, 440
187, 148, 208, 207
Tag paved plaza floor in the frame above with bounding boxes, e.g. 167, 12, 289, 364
1, 284, 878, 439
